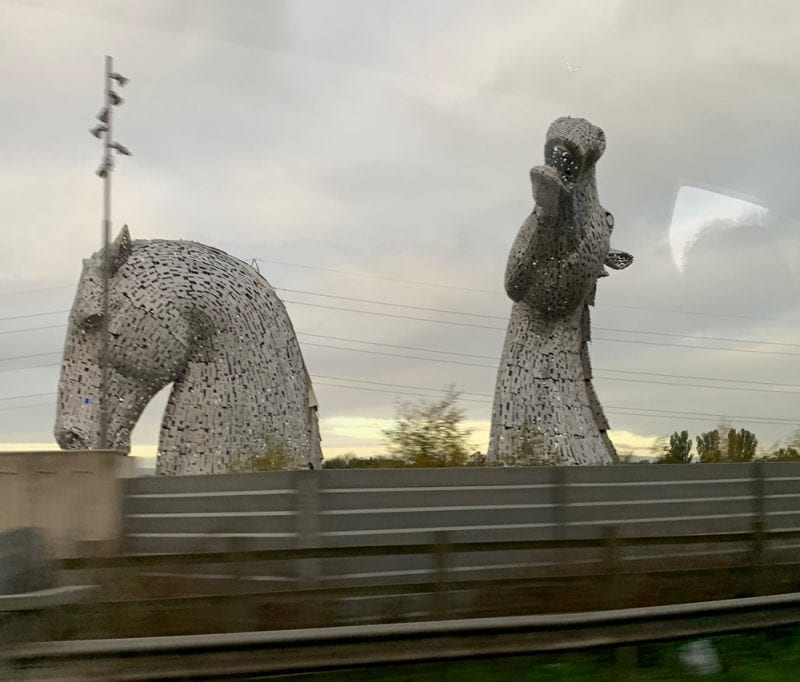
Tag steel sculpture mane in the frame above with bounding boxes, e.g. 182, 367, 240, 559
54, 227, 322, 474
488, 117, 633, 465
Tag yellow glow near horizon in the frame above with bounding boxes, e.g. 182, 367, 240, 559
0, 441, 158, 458
0, 424, 658, 461
0, 442, 61, 452
608, 429, 661, 455
320, 418, 657, 460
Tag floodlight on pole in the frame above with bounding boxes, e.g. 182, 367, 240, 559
89, 55, 131, 451
109, 142, 131, 156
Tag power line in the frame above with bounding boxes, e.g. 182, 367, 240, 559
6, 336, 798, 397
1, 374, 795, 429
0, 362, 59, 374
0, 401, 55, 413
592, 375, 800, 395
0, 324, 66, 336
299, 332, 800, 387
596, 367, 800, 389
4, 332, 799, 390
0, 351, 61, 363
592, 335, 800, 357
604, 410, 795, 426
302, 341, 495, 368
0, 392, 54, 403
0, 310, 68, 323
4, 261, 800, 326
4, 294, 799, 356
596, 326, 800, 349
604, 403, 800, 424
284, 299, 504, 330
601, 302, 800, 324
259, 259, 499, 295
1, 338, 796, 405
302, 340, 800, 395
260, 258, 800, 324
300, 332, 499, 360
283, 288, 800, 348
286, 301, 800, 356
1, 343, 796, 396
314, 381, 491, 404
309, 375, 800, 423
276, 288, 507, 320
313, 374, 492, 399
314, 379, 800, 426
310, 379, 800, 427
0, 285, 72, 298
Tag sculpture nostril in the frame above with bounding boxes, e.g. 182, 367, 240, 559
57, 429, 87, 450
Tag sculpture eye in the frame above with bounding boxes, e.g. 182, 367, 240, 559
79, 313, 103, 330
605, 211, 614, 230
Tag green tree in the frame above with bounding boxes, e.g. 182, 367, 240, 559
322, 454, 407, 469
761, 430, 800, 462
785, 429, 800, 451
658, 430, 693, 463
228, 434, 294, 472
465, 451, 487, 467
696, 430, 723, 463
382, 387, 474, 467
650, 435, 668, 458
617, 450, 637, 464
726, 428, 758, 462
764, 447, 800, 462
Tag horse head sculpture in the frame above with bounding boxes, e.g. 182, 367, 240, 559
489, 117, 633, 465
54, 226, 321, 474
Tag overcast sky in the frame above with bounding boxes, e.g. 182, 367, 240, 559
1, 0, 800, 463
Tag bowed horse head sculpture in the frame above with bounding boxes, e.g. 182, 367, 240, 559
54, 226, 321, 474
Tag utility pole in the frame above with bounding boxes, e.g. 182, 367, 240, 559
89, 56, 130, 450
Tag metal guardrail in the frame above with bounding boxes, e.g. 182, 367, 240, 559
0, 586, 96, 613
6, 591, 800, 680
33, 464, 800, 644
51, 527, 800, 637
63, 527, 800, 569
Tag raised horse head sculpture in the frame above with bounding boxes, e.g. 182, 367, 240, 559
488, 117, 633, 465
54, 226, 322, 474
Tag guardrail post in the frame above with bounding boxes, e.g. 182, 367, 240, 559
750, 460, 767, 596
295, 470, 320, 590
223, 535, 253, 629
604, 524, 637, 678
550, 466, 569, 579
551, 466, 568, 541
226, 536, 247, 589
432, 530, 451, 619
603, 525, 622, 610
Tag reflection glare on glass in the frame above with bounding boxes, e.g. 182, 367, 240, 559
668, 185, 769, 272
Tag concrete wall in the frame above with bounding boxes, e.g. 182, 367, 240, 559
0, 451, 132, 557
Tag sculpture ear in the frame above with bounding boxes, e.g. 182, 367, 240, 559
605, 249, 633, 270
109, 224, 133, 275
